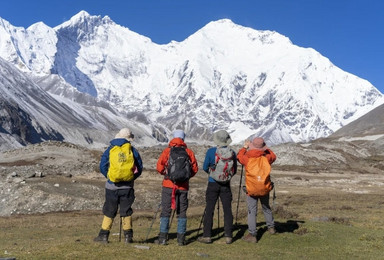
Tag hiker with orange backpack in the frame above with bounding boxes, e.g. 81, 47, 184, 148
198, 130, 237, 245
156, 129, 198, 246
237, 136, 277, 243
94, 128, 143, 244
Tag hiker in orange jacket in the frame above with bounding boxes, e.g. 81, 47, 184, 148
237, 136, 277, 243
156, 129, 198, 245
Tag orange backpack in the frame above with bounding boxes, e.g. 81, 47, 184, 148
245, 156, 272, 197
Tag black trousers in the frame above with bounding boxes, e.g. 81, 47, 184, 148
203, 181, 233, 237
102, 188, 135, 218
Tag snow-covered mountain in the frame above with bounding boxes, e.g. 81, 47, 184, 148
0, 11, 383, 149
0, 57, 159, 151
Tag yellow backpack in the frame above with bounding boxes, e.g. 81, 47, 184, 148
245, 156, 272, 197
107, 143, 135, 183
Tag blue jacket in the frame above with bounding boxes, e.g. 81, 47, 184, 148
99, 138, 143, 184
203, 146, 237, 183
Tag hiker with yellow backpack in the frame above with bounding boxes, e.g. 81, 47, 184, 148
94, 128, 143, 244
237, 136, 277, 243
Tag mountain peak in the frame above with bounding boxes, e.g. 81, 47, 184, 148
55, 10, 113, 30
212, 18, 235, 25
71, 10, 91, 21
27, 21, 51, 31
184, 18, 291, 51
0, 16, 16, 31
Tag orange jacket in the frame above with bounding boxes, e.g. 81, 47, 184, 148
156, 138, 198, 190
237, 147, 277, 166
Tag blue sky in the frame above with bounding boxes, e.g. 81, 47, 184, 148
2, 0, 384, 93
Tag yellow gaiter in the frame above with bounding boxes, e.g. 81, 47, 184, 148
101, 216, 113, 231
122, 216, 132, 230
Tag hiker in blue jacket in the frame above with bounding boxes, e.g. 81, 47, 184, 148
94, 128, 143, 244
198, 130, 237, 244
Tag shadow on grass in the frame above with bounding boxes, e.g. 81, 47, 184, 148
256, 220, 305, 241
185, 219, 304, 243
141, 219, 305, 244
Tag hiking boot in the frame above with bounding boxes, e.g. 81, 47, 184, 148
197, 236, 212, 244
93, 229, 109, 244
177, 233, 186, 246
155, 232, 168, 245
242, 233, 257, 243
225, 237, 233, 244
124, 229, 133, 243
268, 227, 276, 235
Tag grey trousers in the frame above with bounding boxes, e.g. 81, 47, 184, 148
246, 193, 274, 235
160, 187, 188, 218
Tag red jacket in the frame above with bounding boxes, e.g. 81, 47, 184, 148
156, 138, 198, 190
237, 147, 277, 166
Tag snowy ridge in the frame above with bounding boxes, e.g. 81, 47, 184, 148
0, 11, 383, 149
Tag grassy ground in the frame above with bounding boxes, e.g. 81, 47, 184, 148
1, 171, 384, 260
1, 198, 383, 259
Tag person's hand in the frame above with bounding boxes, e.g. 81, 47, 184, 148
243, 140, 251, 149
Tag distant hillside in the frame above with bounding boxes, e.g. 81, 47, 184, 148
331, 103, 384, 137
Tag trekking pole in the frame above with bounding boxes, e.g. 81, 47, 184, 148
272, 182, 277, 210
217, 199, 220, 238
196, 207, 206, 239
235, 165, 244, 226
119, 216, 122, 242
168, 208, 176, 231
145, 202, 162, 242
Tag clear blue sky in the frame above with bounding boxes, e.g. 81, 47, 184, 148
2, 0, 384, 93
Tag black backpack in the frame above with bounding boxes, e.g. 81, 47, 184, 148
167, 146, 192, 183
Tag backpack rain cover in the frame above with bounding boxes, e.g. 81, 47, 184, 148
245, 156, 272, 196
107, 143, 135, 183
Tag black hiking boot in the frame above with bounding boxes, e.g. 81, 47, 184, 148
177, 233, 186, 246
93, 229, 110, 244
155, 232, 168, 245
124, 229, 133, 243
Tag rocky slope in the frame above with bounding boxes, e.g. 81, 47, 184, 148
1, 136, 383, 217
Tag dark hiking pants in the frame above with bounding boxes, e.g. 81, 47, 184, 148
203, 181, 233, 238
102, 188, 135, 218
